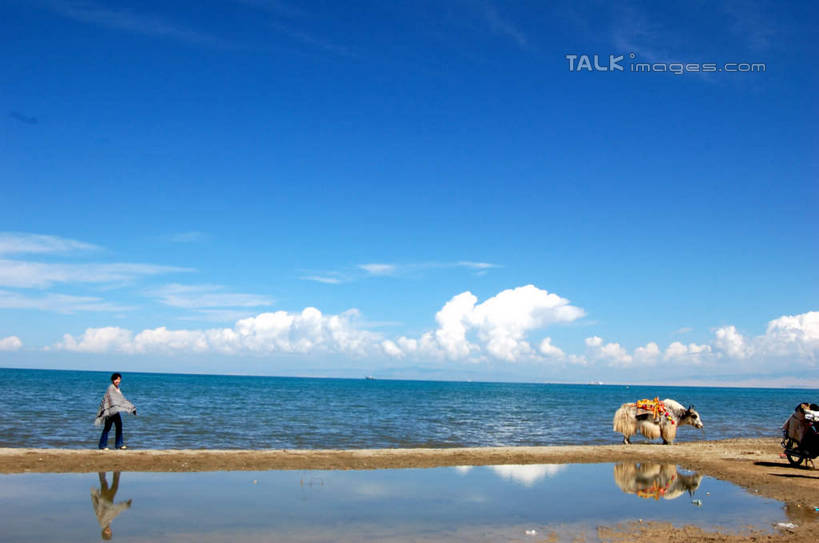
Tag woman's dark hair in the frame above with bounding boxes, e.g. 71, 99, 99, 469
110, 372, 122, 383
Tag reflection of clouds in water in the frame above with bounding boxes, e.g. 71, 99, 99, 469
454, 466, 473, 475
352, 483, 392, 497
490, 464, 567, 487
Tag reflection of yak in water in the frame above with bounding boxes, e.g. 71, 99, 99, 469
613, 463, 703, 500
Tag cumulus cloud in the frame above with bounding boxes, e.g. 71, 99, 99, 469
54, 307, 382, 357
574, 311, 818, 370
0, 336, 22, 351
664, 341, 712, 364
709, 312, 819, 364
381, 339, 403, 358
389, 285, 585, 362
633, 342, 661, 365
585, 336, 633, 367
41, 277, 817, 375
713, 325, 749, 359
55, 326, 134, 353
759, 312, 819, 359
538, 337, 565, 358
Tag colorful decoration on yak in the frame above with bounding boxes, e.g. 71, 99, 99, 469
634, 397, 676, 425
636, 474, 677, 500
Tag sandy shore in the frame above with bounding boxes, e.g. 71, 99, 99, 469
2, 438, 817, 542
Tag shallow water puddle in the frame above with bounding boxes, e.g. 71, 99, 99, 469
0, 463, 790, 542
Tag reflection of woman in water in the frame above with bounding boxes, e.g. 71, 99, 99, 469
91, 472, 132, 540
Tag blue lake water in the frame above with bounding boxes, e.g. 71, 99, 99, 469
0, 367, 816, 449
0, 464, 793, 542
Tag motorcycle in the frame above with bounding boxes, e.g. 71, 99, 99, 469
781, 403, 819, 469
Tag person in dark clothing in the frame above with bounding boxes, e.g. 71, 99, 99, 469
95, 373, 137, 450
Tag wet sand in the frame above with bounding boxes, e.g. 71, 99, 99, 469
2, 438, 817, 542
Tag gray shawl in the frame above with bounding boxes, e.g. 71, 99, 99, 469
90, 489, 131, 529
94, 384, 136, 426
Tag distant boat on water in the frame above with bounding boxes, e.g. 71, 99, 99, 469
590, 380, 604, 385
365, 376, 376, 380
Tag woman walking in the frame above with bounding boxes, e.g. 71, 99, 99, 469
95, 373, 137, 450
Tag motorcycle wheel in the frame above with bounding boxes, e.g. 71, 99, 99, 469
785, 449, 807, 467
783, 438, 808, 468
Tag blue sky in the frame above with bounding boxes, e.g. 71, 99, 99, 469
1, 1, 817, 385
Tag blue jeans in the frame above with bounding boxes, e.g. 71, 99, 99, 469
98, 413, 123, 449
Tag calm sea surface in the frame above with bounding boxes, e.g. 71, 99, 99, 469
0, 368, 816, 449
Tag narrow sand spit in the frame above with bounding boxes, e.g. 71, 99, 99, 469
2, 438, 817, 542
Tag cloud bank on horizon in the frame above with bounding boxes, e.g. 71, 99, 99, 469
47, 286, 818, 374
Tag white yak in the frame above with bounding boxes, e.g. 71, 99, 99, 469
613, 398, 703, 444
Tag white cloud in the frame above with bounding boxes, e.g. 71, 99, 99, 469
759, 312, 819, 359
0, 336, 22, 351
0, 290, 132, 313
40, 275, 817, 377
134, 327, 210, 353
706, 312, 819, 365
664, 341, 712, 364
54, 307, 383, 357
0, 259, 191, 288
575, 311, 818, 371
300, 275, 344, 284
381, 339, 403, 358
305, 261, 501, 284
0, 232, 99, 255
431, 291, 480, 359
585, 336, 633, 367
359, 263, 397, 275
713, 325, 749, 359
457, 261, 499, 270
48, 1, 228, 47
481, 3, 528, 48
633, 342, 661, 365
55, 326, 135, 353
390, 285, 585, 362
148, 284, 274, 309
538, 337, 564, 358
177, 309, 258, 323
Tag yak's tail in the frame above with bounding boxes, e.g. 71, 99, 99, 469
613, 403, 637, 436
